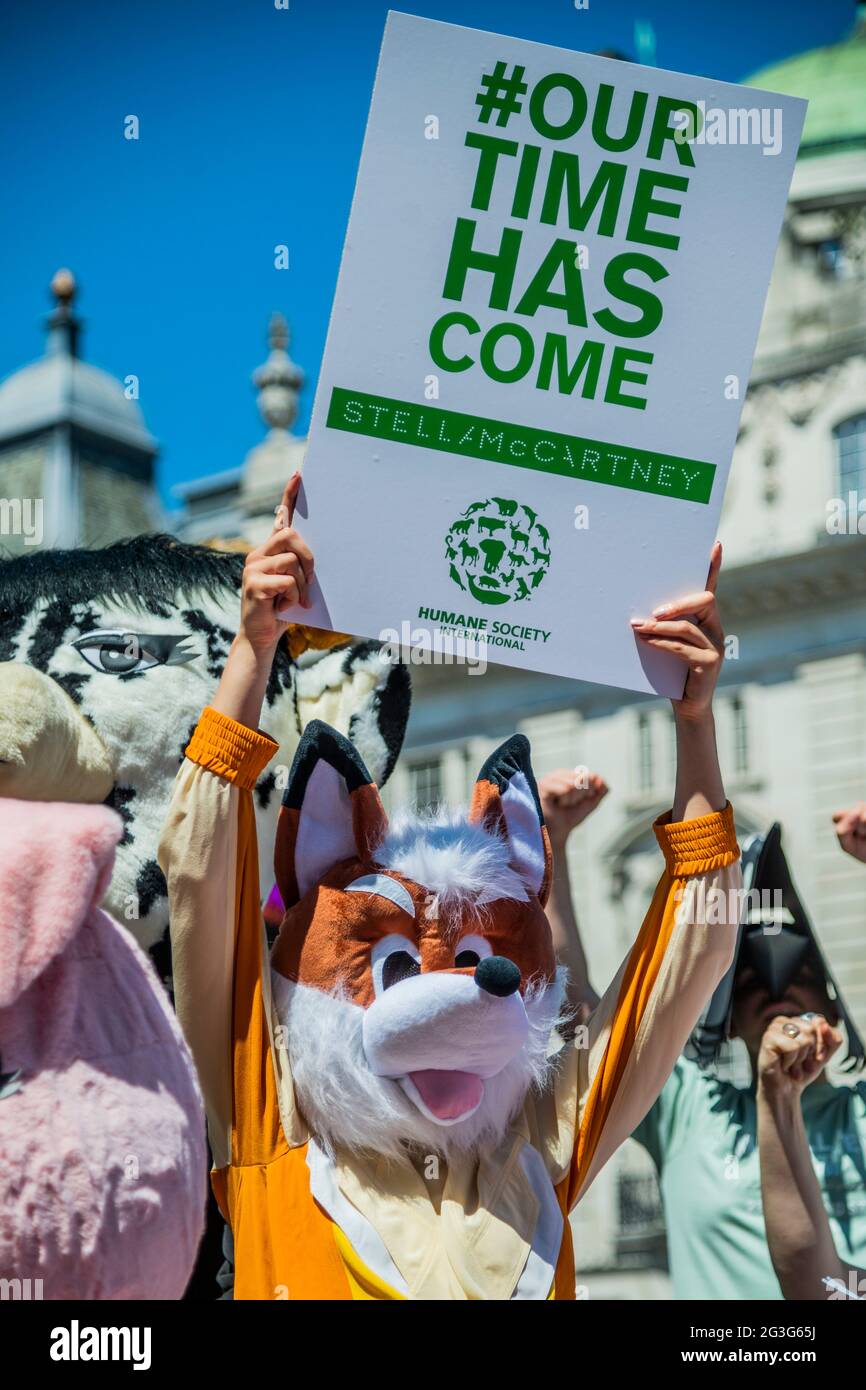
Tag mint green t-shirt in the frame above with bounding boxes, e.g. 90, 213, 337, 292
632, 1058, 866, 1300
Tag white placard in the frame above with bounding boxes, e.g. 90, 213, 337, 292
290, 11, 806, 695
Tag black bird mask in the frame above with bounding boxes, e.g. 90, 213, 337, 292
690, 823, 864, 1070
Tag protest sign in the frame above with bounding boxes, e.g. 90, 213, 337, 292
290, 11, 806, 694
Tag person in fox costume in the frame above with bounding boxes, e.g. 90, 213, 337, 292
160, 479, 742, 1300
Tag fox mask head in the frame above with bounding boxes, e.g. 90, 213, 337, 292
270, 721, 566, 1162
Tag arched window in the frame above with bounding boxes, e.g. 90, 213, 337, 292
835, 414, 866, 496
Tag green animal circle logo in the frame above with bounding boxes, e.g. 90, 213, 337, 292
445, 497, 551, 606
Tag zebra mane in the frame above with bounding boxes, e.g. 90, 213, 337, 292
0, 534, 244, 614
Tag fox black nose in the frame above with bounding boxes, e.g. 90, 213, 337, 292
474, 956, 521, 998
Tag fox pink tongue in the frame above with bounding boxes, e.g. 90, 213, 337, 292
408, 1069, 483, 1120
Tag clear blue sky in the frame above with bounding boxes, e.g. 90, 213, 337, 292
0, 0, 857, 511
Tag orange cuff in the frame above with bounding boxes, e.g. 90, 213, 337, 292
185, 706, 278, 791
653, 802, 739, 877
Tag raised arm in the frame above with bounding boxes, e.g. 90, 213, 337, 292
158, 712, 277, 1169
756, 1014, 863, 1300
568, 542, 740, 1203
539, 768, 607, 1017
158, 475, 313, 1168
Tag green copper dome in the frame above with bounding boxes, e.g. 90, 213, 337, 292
745, 5, 866, 157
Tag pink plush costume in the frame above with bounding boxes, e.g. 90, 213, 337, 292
0, 801, 206, 1299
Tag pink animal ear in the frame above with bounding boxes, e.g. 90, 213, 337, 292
275, 721, 388, 909
0, 800, 121, 1008
469, 735, 551, 906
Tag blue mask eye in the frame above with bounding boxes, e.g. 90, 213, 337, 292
455, 949, 481, 968
382, 951, 421, 991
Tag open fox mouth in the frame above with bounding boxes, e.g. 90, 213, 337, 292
401, 1069, 485, 1124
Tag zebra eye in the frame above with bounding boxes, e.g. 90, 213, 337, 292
73, 630, 197, 676
74, 634, 159, 674
382, 951, 421, 991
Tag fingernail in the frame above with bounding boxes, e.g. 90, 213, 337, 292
653, 604, 671, 616
630, 617, 649, 627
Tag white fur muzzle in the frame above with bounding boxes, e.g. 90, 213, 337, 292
271, 968, 567, 1163
362, 971, 529, 1080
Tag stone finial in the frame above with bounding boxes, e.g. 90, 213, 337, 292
47, 268, 81, 357
50, 268, 77, 306
253, 312, 303, 432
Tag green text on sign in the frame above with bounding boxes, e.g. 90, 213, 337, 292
327, 388, 715, 504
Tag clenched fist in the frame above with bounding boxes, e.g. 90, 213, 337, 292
539, 768, 609, 849
833, 802, 866, 865
757, 1013, 842, 1098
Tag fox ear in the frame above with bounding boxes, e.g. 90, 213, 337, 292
275, 721, 388, 909
469, 734, 551, 906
